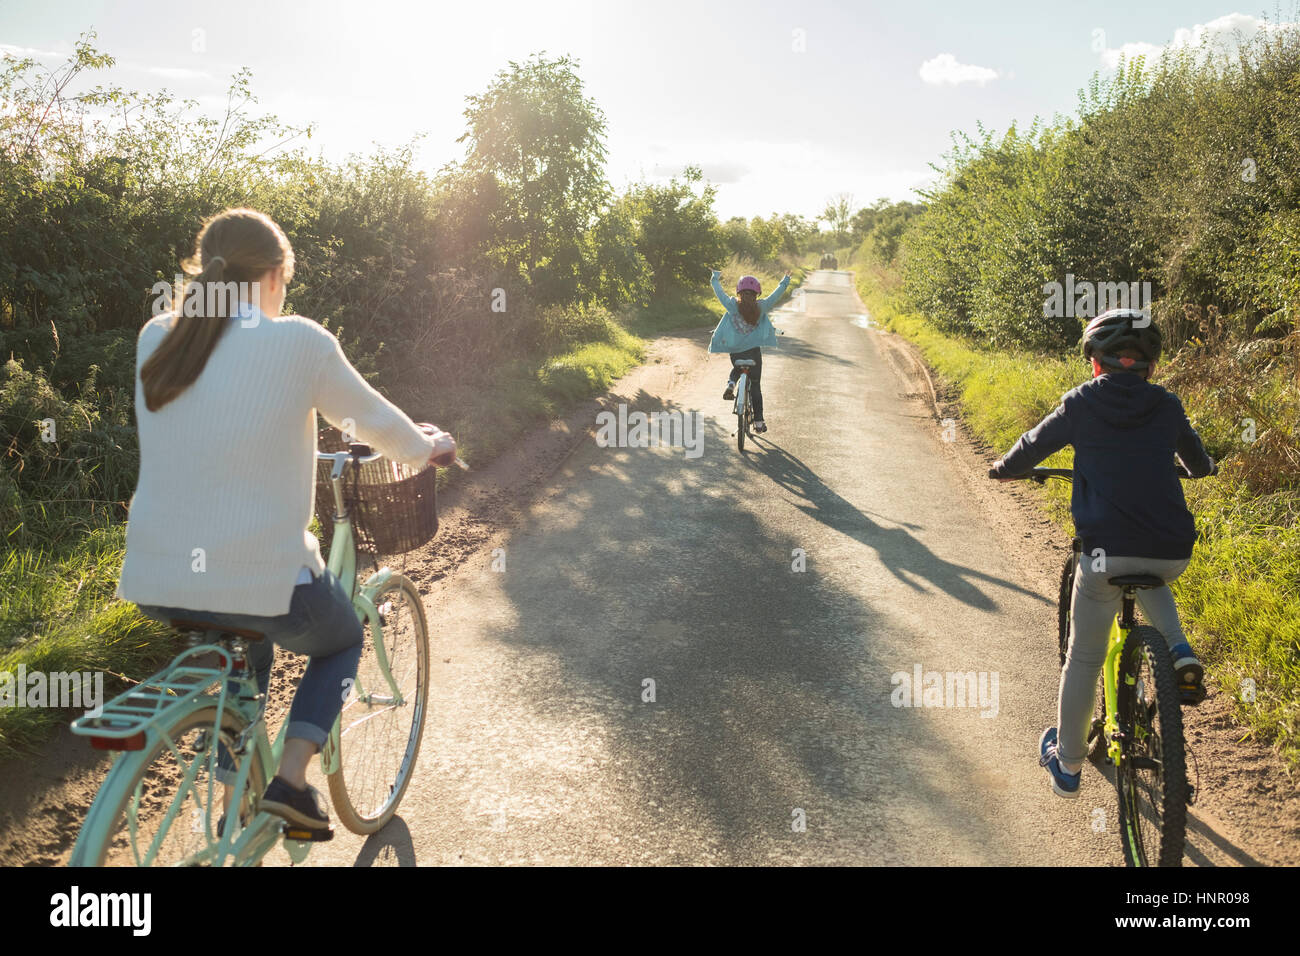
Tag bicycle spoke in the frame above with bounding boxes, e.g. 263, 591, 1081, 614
83, 707, 264, 867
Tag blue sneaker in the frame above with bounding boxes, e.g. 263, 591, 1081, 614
1039, 727, 1081, 798
1169, 642, 1206, 705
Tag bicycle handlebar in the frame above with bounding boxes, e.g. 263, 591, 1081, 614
986, 467, 1074, 483
316, 447, 384, 465
989, 461, 1217, 482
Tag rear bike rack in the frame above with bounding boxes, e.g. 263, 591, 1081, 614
70, 643, 238, 749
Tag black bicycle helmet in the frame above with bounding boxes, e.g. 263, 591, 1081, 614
1081, 308, 1162, 372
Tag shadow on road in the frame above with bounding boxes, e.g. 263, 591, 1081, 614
748, 436, 1050, 611
351, 815, 417, 867
478, 393, 1034, 863
767, 332, 860, 370
1089, 761, 1263, 866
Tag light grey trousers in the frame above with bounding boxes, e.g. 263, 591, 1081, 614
1057, 554, 1191, 764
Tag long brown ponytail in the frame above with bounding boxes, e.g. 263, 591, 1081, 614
140, 208, 295, 411
738, 291, 760, 325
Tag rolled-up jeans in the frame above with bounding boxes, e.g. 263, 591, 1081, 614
137, 568, 363, 782
1057, 554, 1191, 764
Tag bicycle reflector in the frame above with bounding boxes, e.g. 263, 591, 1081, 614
90, 732, 146, 751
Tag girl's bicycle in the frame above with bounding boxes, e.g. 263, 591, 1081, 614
1005, 465, 1203, 867
69, 439, 442, 866
733, 358, 756, 452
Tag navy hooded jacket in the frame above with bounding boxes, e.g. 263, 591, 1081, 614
991, 373, 1214, 560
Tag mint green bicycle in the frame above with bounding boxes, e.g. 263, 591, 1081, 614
69, 441, 434, 865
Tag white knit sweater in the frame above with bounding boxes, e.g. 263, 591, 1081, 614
115, 309, 437, 616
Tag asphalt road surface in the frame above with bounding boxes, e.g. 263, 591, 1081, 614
295, 269, 1121, 866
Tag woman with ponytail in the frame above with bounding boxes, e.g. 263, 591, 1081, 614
707, 269, 791, 433
117, 208, 455, 831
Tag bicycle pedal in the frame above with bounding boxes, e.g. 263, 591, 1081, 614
282, 824, 334, 843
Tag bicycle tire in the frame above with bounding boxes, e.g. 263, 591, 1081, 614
71, 704, 265, 866
329, 573, 429, 834
1056, 553, 1073, 668
736, 375, 747, 453
1116, 624, 1188, 867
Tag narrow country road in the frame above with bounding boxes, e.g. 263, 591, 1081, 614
293, 269, 1121, 866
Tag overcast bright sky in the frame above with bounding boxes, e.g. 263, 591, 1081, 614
2, 1, 1293, 221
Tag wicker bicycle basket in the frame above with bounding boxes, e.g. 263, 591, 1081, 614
314, 426, 438, 556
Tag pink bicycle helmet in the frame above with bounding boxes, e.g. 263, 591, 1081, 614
736, 275, 761, 295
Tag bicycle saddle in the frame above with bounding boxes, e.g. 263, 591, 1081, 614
1107, 575, 1165, 590
170, 618, 266, 641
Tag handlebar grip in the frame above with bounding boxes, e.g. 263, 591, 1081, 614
415, 422, 458, 468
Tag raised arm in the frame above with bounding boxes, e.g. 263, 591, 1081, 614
711, 271, 735, 310
760, 273, 791, 310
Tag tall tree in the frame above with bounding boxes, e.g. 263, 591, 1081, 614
625, 166, 724, 297
820, 192, 855, 245
457, 54, 609, 295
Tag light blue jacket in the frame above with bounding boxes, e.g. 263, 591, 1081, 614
707, 273, 790, 353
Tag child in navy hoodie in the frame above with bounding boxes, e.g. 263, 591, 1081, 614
988, 308, 1216, 797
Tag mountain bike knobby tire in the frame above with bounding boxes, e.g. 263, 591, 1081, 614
1116, 624, 1189, 867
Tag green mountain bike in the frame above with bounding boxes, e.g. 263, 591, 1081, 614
1007, 465, 1204, 867
69, 442, 433, 866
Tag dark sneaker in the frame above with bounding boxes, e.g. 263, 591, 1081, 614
723, 382, 736, 401
260, 776, 329, 829
1039, 727, 1081, 798
1170, 642, 1206, 705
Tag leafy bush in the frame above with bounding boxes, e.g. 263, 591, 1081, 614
901, 24, 1300, 356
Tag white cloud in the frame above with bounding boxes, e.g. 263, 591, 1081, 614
1, 42, 215, 84
919, 53, 999, 87
1099, 13, 1289, 69
0, 42, 67, 61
